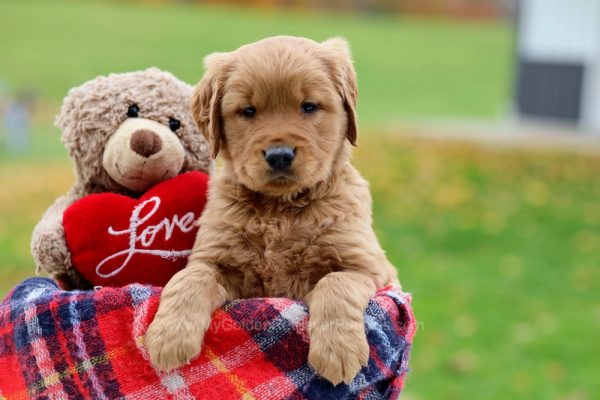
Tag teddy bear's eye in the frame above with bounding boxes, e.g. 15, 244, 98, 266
169, 118, 181, 132
127, 104, 140, 118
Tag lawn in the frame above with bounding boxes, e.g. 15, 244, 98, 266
356, 133, 600, 399
0, 0, 512, 123
1, 1, 599, 399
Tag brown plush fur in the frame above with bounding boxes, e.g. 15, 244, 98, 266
31, 68, 213, 289
146, 37, 398, 384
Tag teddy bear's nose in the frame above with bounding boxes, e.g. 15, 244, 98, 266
130, 129, 162, 158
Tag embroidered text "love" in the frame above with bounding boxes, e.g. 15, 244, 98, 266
95, 196, 196, 278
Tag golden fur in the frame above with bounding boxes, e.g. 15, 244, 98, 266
146, 36, 398, 385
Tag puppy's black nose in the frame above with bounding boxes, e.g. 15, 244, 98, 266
264, 146, 295, 171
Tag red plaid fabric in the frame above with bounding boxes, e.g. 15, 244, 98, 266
0, 278, 415, 399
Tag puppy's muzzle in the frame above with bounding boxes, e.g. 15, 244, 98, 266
264, 146, 295, 171
130, 129, 162, 158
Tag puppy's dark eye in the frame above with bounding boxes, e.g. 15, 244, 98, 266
127, 103, 139, 118
301, 102, 318, 114
169, 118, 181, 132
242, 106, 256, 118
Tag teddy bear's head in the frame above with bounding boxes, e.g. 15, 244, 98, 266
56, 68, 212, 194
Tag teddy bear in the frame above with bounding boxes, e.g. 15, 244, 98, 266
31, 68, 213, 290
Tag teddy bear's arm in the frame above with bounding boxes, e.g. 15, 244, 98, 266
31, 193, 92, 290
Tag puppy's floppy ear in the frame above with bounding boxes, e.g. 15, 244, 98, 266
321, 37, 358, 146
192, 52, 231, 158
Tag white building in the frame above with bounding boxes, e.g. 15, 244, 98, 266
516, 0, 600, 133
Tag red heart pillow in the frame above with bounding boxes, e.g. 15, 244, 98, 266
63, 171, 209, 287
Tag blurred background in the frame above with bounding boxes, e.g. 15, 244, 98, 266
1, 0, 599, 398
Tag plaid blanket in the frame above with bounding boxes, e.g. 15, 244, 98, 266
0, 278, 415, 400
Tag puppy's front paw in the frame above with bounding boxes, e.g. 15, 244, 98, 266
145, 313, 209, 372
308, 320, 370, 385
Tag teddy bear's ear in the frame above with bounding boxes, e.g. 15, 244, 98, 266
192, 52, 231, 159
55, 86, 84, 139
321, 37, 358, 146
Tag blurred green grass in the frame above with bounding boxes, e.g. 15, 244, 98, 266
0, 0, 512, 123
1, 1, 599, 399
355, 134, 600, 399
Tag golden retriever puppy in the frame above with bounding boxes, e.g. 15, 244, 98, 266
146, 36, 398, 385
